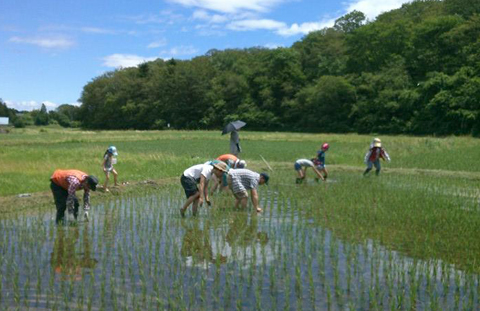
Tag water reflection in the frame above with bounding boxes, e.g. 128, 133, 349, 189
50, 226, 97, 280
226, 212, 268, 248
181, 220, 227, 265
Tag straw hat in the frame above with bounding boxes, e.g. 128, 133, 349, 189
373, 138, 382, 147
212, 161, 228, 172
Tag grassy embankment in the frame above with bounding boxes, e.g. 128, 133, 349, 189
1, 126, 480, 272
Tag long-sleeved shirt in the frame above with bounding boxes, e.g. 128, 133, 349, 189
364, 146, 391, 163
66, 176, 91, 210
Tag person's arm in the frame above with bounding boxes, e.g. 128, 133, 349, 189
382, 149, 391, 162
83, 188, 91, 210
204, 179, 211, 205
364, 150, 371, 164
251, 188, 261, 212
198, 175, 206, 206
312, 166, 325, 181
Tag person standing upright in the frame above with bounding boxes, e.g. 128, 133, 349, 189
102, 146, 118, 192
363, 138, 391, 176
230, 129, 241, 156
314, 143, 329, 181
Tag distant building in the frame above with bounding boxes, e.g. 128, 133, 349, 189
0, 117, 9, 125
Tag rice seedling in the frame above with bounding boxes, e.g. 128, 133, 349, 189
2, 129, 480, 310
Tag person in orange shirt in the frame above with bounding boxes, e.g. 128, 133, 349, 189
212, 154, 247, 192
50, 169, 98, 224
216, 153, 246, 169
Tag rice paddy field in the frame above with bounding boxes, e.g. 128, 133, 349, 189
1, 126, 480, 310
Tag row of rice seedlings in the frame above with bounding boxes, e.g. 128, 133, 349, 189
2, 183, 480, 310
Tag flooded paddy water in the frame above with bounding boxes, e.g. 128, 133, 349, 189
1, 184, 479, 311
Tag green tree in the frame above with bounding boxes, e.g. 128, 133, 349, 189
444, 0, 480, 18
34, 103, 49, 126
296, 76, 356, 132
334, 10, 366, 33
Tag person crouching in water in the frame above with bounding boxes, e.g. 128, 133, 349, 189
314, 143, 329, 181
50, 169, 98, 223
363, 138, 391, 176
294, 159, 325, 184
227, 169, 269, 213
180, 161, 228, 217
212, 153, 247, 192
102, 146, 118, 192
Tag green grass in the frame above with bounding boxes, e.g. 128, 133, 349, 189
1, 126, 480, 195
1, 126, 480, 310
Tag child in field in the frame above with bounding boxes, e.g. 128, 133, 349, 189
294, 159, 325, 184
314, 143, 329, 181
363, 138, 390, 176
102, 146, 118, 192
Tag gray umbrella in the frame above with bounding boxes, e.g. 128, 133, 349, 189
222, 120, 246, 135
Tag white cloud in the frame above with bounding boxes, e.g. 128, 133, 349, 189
159, 45, 199, 58
192, 10, 229, 23
276, 19, 335, 36
346, 0, 409, 20
126, 11, 185, 25
4, 100, 71, 111
147, 38, 168, 48
227, 19, 286, 31
102, 54, 157, 68
81, 27, 116, 35
227, 18, 333, 36
9, 36, 75, 49
264, 43, 283, 49
185, 0, 410, 38
168, 0, 286, 13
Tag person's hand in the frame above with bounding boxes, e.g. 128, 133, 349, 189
206, 198, 211, 206
198, 197, 204, 206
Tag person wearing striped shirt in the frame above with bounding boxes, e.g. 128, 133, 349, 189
227, 169, 269, 213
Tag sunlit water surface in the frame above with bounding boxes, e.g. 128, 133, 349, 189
0, 188, 478, 310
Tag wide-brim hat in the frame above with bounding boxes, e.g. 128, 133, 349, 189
212, 161, 228, 172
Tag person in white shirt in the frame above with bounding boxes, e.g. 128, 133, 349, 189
294, 158, 325, 184
180, 161, 228, 217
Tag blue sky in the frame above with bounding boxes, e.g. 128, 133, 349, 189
0, 0, 410, 111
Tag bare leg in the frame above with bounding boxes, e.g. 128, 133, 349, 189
181, 192, 200, 217
296, 169, 305, 184
322, 167, 328, 180
104, 172, 110, 191
239, 197, 248, 209
112, 169, 118, 186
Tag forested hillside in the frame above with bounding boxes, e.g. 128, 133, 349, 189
78, 0, 480, 135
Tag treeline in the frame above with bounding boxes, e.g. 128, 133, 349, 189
0, 100, 81, 128
78, 0, 479, 135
